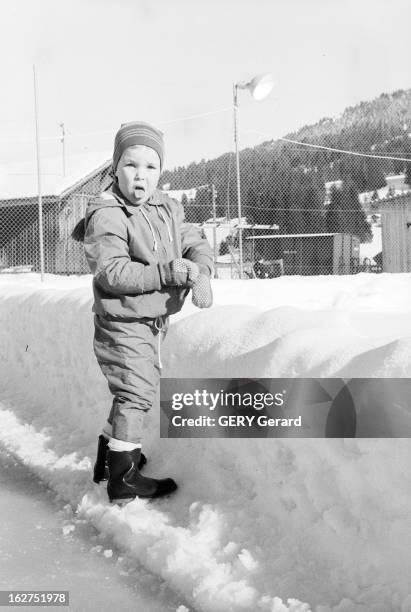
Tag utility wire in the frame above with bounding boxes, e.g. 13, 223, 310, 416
159, 107, 232, 125
182, 203, 394, 212
243, 129, 411, 162
3, 108, 411, 165
0, 107, 233, 144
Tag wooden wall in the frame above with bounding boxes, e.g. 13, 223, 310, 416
380, 196, 411, 272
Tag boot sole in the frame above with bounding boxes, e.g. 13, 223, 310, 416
109, 497, 136, 506
93, 476, 108, 484
109, 488, 177, 505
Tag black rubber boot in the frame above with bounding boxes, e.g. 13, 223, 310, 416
93, 435, 147, 484
107, 448, 177, 504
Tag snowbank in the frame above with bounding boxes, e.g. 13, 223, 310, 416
0, 273, 410, 612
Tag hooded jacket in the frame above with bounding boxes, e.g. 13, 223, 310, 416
84, 183, 213, 319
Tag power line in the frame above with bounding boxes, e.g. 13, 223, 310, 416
252, 146, 411, 156
0, 134, 60, 144
0, 107, 233, 145
182, 203, 390, 212
159, 107, 232, 125
242, 129, 411, 162
3, 109, 411, 166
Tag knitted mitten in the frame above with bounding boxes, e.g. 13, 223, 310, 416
162, 258, 200, 287
191, 274, 213, 308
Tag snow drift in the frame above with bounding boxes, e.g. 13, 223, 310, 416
0, 273, 410, 612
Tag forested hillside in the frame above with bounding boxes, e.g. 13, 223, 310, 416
162, 89, 411, 241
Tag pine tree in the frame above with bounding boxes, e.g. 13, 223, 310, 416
181, 193, 194, 223
269, 189, 289, 233
344, 183, 372, 242
287, 183, 305, 234
326, 186, 345, 233
326, 183, 372, 242
193, 187, 211, 223
302, 184, 326, 233
245, 186, 258, 224
364, 159, 386, 191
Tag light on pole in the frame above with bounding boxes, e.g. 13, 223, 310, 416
33, 64, 45, 282
59, 122, 66, 177
233, 73, 273, 277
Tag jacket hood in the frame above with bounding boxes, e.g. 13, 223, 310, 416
85, 184, 175, 253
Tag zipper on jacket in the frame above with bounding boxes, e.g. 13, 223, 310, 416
156, 205, 173, 243
140, 207, 158, 252
148, 207, 167, 257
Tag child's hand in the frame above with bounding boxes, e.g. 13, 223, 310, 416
163, 258, 199, 287
191, 274, 213, 308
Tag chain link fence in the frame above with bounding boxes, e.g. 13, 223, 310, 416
1, 119, 410, 278
0, 165, 112, 275
161, 117, 411, 278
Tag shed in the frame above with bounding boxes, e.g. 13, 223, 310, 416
379, 193, 411, 272
245, 232, 360, 276
192, 219, 279, 251
0, 153, 112, 273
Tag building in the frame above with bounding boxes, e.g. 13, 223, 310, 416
359, 173, 411, 207
245, 232, 360, 276
195, 217, 279, 252
0, 153, 112, 273
161, 186, 198, 203
379, 193, 411, 272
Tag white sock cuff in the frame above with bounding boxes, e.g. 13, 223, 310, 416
108, 438, 142, 452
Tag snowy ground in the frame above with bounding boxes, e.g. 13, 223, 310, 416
0, 272, 410, 612
0, 444, 181, 612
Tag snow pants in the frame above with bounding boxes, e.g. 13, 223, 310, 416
93, 314, 168, 443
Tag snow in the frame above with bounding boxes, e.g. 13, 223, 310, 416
0, 272, 411, 611
358, 173, 411, 206
0, 152, 111, 199
359, 227, 381, 264
0, 445, 179, 612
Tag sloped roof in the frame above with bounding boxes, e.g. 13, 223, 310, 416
0, 151, 111, 200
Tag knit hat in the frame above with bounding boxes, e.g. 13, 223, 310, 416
112, 121, 164, 172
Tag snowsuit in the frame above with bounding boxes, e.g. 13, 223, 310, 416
84, 183, 213, 442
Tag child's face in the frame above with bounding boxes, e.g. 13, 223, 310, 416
115, 145, 161, 205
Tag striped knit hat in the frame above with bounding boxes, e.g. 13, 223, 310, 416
112, 121, 164, 172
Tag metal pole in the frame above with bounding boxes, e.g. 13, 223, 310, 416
233, 84, 243, 278
60, 122, 66, 177
33, 65, 45, 282
211, 183, 218, 278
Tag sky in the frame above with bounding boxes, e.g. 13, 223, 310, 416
1, 0, 411, 170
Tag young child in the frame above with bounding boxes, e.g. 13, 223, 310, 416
82, 121, 213, 504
